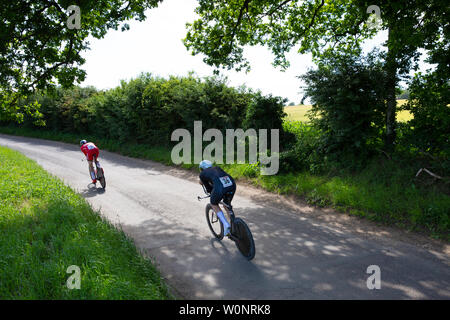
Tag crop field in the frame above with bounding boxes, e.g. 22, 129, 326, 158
284, 100, 413, 122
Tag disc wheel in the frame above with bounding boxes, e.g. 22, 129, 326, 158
98, 168, 106, 189
232, 218, 255, 260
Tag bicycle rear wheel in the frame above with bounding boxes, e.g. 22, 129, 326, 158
205, 204, 224, 240
97, 167, 106, 189
232, 218, 255, 260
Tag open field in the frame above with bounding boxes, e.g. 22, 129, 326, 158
284, 100, 413, 122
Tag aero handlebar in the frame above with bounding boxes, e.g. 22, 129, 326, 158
197, 183, 211, 201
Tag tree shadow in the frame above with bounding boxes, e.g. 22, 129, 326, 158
3, 133, 449, 299
121, 204, 450, 299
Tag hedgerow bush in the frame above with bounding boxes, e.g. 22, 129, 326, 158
300, 53, 387, 167
399, 71, 450, 174
10, 73, 286, 148
279, 121, 323, 173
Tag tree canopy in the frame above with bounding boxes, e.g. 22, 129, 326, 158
184, 0, 447, 72
0, 0, 161, 122
184, 0, 449, 150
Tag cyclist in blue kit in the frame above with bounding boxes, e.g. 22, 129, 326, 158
199, 160, 236, 236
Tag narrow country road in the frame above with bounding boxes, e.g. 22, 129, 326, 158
1, 134, 449, 299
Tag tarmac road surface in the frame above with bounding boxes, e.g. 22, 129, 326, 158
1, 134, 449, 299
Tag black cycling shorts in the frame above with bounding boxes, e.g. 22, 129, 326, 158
210, 185, 236, 206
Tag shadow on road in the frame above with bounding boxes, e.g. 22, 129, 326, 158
2, 133, 449, 299
79, 184, 106, 198
121, 206, 450, 299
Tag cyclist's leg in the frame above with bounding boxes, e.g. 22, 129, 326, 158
209, 187, 223, 213
94, 149, 99, 163
221, 184, 236, 215
87, 161, 96, 182
223, 184, 236, 205
86, 151, 96, 182
210, 187, 231, 234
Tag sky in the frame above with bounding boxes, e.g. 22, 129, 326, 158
79, 0, 422, 104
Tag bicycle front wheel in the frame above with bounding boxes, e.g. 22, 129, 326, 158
232, 218, 255, 260
205, 204, 224, 240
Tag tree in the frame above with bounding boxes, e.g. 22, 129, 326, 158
301, 51, 386, 159
0, 0, 161, 123
184, 0, 449, 151
243, 92, 286, 131
402, 71, 450, 158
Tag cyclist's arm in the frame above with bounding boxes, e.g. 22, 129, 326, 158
199, 172, 213, 193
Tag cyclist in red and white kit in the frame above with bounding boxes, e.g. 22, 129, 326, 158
80, 140, 99, 184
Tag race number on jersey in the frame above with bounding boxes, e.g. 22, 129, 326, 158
219, 176, 233, 188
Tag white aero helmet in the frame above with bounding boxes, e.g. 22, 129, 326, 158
199, 160, 213, 170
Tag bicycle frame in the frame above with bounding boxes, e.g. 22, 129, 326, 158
82, 156, 105, 186
198, 183, 255, 260
94, 159, 103, 178
198, 184, 238, 241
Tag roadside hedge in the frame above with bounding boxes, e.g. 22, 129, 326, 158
13, 73, 287, 147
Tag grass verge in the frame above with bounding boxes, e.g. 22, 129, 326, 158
0, 145, 172, 299
1, 125, 448, 241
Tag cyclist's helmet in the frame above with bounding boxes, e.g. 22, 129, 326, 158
199, 160, 213, 171
80, 140, 87, 147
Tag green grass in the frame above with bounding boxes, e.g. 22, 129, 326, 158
239, 165, 449, 238
0, 146, 172, 299
284, 100, 413, 122
0, 125, 448, 240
